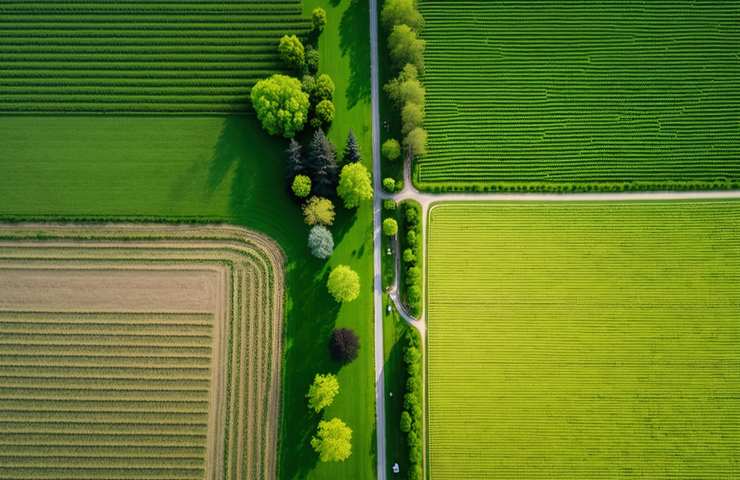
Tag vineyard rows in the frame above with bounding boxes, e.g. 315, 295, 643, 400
426, 201, 740, 479
0, 224, 285, 480
417, 0, 740, 191
0, 0, 310, 113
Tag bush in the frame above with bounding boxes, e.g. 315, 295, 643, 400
327, 265, 360, 303
405, 203, 419, 224
383, 199, 397, 211
292, 175, 312, 198
278, 35, 305, 70
382, 138, 402, 161
305, 46, 320, 74
307, 225, 334, 259
383, 218, 398, 237
251, 74, 309, 138
316, 74, 335, 100
400, 327, 423, 476
303, 196, 335, 226
330, 328, 360, 363
382, 177, 397, 192
402, 248, 415, 263
312, 7, 327, 32
302, 74, 316, 97
400, 411, 412, 433
315, 99, 335, 125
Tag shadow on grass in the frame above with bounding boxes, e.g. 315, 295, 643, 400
340, 0, 371, 109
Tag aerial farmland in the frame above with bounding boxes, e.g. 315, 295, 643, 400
1, 0, 739, 479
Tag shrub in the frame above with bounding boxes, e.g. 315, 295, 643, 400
292, 174, 312, 198
382, 138, 402, 161
327, 265, 360, 302
400, 411, 412, 433
383, 199, 397, 211
306, 373, 339, 412
405, 204, 419, 224
330, 328, 360, 363
278, 35, 305, 70
315, 74, 335, 100
402, 248, 415, 263
382, 177, 397, 192
383, 218, 398, 237
305, 46, 320, 74
307, 225, 334, 259
406, 266, 421, 285
337, 163, 373, 209
312, 7, 327, 32
302, 74, 316, 97
315, 99, 335, 124
303, 196, 335, 226
251, 74, 309, 138
406, 229, 417, 245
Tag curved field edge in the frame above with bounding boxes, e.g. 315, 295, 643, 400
0, 222, 285, 480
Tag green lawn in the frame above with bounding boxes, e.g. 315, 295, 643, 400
427, 201, 740, 479
0, 1, 374, 479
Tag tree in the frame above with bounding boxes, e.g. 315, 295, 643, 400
305, 46, 320, 74
388, 24, 425, 71
329, 328, 360, 363
327, 265, 360, 302
307, 129, 338, 197
384, 199, 397, 211
337, 162, 372, 209
402, 101, 425, 135
302, 74, 316, 97
402, 248, 416, 263
404, 127, 428, 156
286, 138, 305, 180
343, 129, 361, 164
382, 177, 397, 192
307, 373, 339, 412
315, 99, 335, 125
384, 65, 425, 107
315, 74, 335, 100
400, 411, 412, 432
312, 7, 327, 32
381, 0, 424, 31
308, 225, 334, 259
311, 417, 352, 462
383, 218, 398, 237
278, 35, 305, 70
382, 138, 401, 161
292, 175, 311, 198
303, 196, 335, 226
251, 74, 309, 138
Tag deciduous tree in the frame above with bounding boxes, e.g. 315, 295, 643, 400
388, 24, 425, 71
382, 138, 402, 161
251, 75, 309, 138
306, 373, 340, 412
292, 174, 311, 198
329, 327, 360, 362
383, 218, 399, 237
311, 417, 352, 462
403, 127, 428, 156
327, 265, 360, 302
337, 162, 373, 209
312, 7, 327, 33
307, 225, 334, 259
315, 99, 335, 125
303, 196, 335, 226
278, 35, 305, 70
315, 74, 335, 100
381, 0, 424, 31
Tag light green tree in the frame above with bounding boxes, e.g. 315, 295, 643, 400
383, 218, 399, 237
381, 0, 424, 31
337, 162, 373, 209
278, 35, 305, 70
404, 127, 428, 156
312, 7, 327, 32
311, 417, 353, 462
303, 196, 335, 226
315, 74, 335, 100
382, 138, 402, 161
251, 74, 309, 138
292, 175, 312, 198
327, 265, 360, 303
388, 24, 425, 71
306, 373, 340, 412
315, 99, 335, 124
402, 101, 425, 135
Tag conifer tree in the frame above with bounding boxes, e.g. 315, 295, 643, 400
343, 129, 361, 164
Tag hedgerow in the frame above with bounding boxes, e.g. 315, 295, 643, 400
399, 200, 422, 317
400, 324, 423, 480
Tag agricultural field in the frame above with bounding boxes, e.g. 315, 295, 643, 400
0, 0, 311, 113
416, 0, 740, 191
0, 223, 284, 480
426, 201, 740, 479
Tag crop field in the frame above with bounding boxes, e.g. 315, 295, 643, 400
417, 0, 740, 191
426, 201, 740, 479
0, 0, 311, 113
0, 223, 284, 480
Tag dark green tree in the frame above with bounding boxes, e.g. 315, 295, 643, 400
285, 138, 305, 180
307, 129, 338, 197
343, 129, 361, 164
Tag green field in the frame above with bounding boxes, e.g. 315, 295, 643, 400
0, 0, 310, 113
427, 201, 740, 479
0, 0, 375, 477
416, 0, 740, 191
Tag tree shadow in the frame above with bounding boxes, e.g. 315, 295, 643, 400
339, 0, 371, 109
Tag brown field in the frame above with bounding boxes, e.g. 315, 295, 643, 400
0, 223, 284, 480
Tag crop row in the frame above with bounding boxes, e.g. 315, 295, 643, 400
416, 0, 740, 191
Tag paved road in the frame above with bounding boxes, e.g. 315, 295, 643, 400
367, 0, 387, 478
